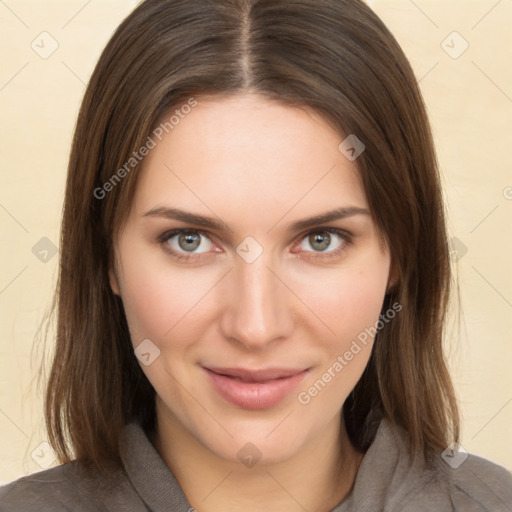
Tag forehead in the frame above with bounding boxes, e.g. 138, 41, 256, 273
130, 94, 368, 231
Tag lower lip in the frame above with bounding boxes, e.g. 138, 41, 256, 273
203, 368, 309, 410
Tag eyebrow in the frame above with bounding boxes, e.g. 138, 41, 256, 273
142, 206, 370, 233
286, 206, 370, 231
143, 206, 232, 232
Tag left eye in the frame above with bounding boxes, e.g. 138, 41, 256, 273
165, 231, 214, 253
298, 230, 346, 253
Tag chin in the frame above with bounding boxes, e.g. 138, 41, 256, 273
204, 427, 309, 467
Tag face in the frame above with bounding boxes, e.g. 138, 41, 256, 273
110, 94, 392, 465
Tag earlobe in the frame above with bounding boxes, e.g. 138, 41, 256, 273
109, 267, 121, 296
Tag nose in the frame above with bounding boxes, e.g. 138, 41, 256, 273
218, 251, 294, 350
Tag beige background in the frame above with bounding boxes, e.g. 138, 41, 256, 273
0, 0, 511, 484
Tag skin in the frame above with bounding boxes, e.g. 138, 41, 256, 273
110, 94, 392, 512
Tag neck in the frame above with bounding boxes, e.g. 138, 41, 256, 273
152, 402, 364, 512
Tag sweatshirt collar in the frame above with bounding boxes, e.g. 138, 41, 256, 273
120, 423, 193, 510
119, 417, 440, 511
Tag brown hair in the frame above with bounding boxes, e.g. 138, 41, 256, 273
44, 0, 459, 472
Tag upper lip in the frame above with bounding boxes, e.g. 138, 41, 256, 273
204, 366, 308, 382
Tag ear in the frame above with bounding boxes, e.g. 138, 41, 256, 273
109, 267, 121, 296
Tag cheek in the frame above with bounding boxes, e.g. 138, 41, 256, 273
297, 251, 389, 412
294, 251, 390, 344
293, 249, 390, 403
115, 241, 215, 346
296, 282, 387, 413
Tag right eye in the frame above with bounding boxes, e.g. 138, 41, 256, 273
158, 229, 220, 262
167, 231, 213, 253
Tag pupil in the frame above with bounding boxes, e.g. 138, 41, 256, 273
179, 232, 200, 251
310, 232, 330, 251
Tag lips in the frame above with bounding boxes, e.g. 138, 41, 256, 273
206, 367, 306, 382
203, 366, 309, 409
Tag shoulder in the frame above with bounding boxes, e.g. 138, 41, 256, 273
446, 452, 512, 511
388, 454, 512, 512
352, 418, 512, 512
0, 460, 138, 512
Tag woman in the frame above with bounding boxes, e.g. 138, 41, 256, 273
1, 0, 511, 510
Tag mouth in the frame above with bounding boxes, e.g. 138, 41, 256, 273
202, 366, 310, 409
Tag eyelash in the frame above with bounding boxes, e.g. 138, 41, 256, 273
157, 228, 353, 263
